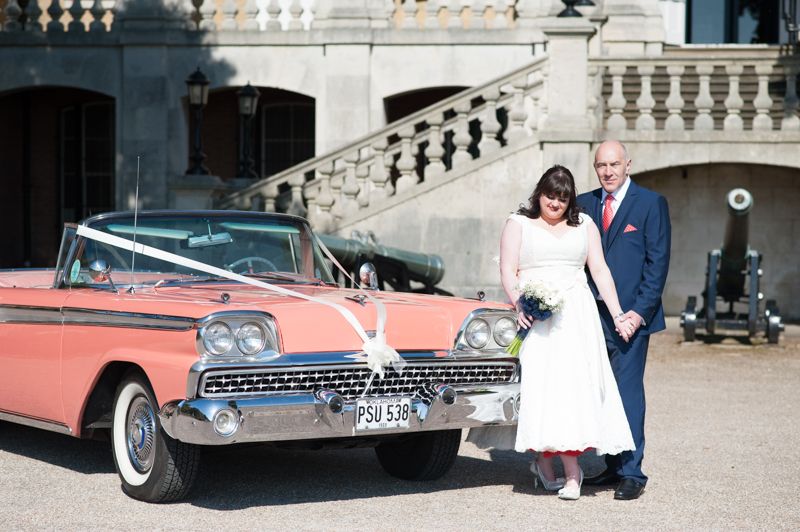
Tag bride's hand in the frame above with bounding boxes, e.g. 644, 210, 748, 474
614, 315, 633, 342
515, 300, 533, 328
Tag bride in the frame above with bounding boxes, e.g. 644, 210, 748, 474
472, 165, 635, 501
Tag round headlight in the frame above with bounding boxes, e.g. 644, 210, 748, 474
465, 318, 490, 349
236, 322, 266, 355
493, 317, 517, 347
203, 322, 234, 356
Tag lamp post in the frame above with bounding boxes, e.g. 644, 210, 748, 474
186, 67, 210, 175
237, 82, 261, 179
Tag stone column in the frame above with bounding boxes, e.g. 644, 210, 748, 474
600, 0, 666, 56
540, 19, 595, 193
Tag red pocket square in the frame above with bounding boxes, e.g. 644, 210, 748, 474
624, 224, 638, 233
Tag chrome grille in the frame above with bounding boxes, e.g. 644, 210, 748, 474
199, 362, 516, 401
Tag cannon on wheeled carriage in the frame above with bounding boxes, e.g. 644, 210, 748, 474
680, 188, 784, 343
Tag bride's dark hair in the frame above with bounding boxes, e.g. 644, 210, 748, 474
517, 165, 582, 227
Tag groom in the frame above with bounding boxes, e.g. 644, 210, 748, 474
577, 141, 671, 500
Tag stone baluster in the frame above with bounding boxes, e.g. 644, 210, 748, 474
286, 173, 308, 217
199, 0, 217, 30
426, 114, 447, 178
68, 0, 86, 32
314, 164, 336, 232
356, 161, 370, 208
395, 127, 418, 193
606, 65, 627, 131
263, 182, 280, 212
664, 65, 685, 131
4, 1, 21, 31
478, 87, 502, 154
220, 0, 237, 30
471, 0, 486, 29
425, 0, 441, 29
723, 64, 744, 131
587, 65, 601, 131
369, 139, 391, 202
693, 64, 715, 131
47, 0, 65, 32
781, 64, 799, 131
506, 76, 528, 142
265, 0, 282, 31
24, 0, 43, 32
329, 162, 345, 221
402, 0, 418, 29
446, 0, 463, 29
288, 0, 304, 30
635, 65, 655, 130
532, 68, 550, 131
493, 0, 510, 29
89, 0, 107, 32
339, 152, 360, 212
452, 101, 473, 166
303, 179, 320, 226
238, 0, 259, 31
752, 64, 774, 131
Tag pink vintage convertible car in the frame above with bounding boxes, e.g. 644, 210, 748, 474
0, 210, 519, 502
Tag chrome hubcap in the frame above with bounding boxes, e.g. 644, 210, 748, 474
126, 395, 156, 474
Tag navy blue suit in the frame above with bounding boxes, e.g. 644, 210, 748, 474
577, 180, 671, 484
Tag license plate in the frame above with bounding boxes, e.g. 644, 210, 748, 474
355, 397, 411, 431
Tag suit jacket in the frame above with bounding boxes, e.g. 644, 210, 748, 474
577, 180, 671, 337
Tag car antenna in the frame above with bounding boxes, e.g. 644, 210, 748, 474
127, 155, 141, 294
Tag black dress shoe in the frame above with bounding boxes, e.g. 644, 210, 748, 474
614, 478, 645, 500
583, 469, 621, 486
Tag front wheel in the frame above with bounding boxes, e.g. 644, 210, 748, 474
111, 370, 201, 502
375, 429, 461, 481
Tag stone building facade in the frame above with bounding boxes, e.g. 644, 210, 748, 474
1, 0, 799, 319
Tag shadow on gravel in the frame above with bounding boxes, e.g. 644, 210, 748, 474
0, 421, 114, 474
0, 422, 616, 507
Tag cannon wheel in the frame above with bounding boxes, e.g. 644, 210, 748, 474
765, 299, 782, 344
681, 296, 697, 342
375, 429, 461, 481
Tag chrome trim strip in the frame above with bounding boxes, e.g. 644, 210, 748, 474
0, 304, 195, 330
62, 308, 195, 330
0, 410, 73, 435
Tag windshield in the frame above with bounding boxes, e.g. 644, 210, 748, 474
65, 214, 336, 287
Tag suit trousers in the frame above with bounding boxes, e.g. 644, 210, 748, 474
603, 331, 649, 484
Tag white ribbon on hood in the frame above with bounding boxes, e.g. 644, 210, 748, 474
75, 224, 405, 379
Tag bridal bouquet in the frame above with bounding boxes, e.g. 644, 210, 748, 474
506, 281, 564, 356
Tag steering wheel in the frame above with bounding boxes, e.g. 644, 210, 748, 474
226, 256, 279, 274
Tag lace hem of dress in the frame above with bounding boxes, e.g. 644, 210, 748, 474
519, 440, 635, 456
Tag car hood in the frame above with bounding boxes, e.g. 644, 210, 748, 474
63, 284, 510, 353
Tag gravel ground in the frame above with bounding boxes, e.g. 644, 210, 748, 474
1, 318, 798, 530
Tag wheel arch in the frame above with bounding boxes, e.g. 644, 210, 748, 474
78, 361, 149, 438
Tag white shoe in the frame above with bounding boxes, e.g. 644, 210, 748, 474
558, 469, 584, 500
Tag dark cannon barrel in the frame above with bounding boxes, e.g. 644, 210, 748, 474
318, 234, 445, 286
717, 188, 753, 302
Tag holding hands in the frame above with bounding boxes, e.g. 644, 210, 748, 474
614, 310, 643, 342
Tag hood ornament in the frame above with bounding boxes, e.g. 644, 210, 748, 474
346, 294, 367, 306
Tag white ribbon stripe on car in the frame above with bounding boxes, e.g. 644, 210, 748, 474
76, 224, 405, 378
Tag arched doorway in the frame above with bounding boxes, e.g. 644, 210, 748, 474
0, 87, 115, 268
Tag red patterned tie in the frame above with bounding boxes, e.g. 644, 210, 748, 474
602, 194, 614, 232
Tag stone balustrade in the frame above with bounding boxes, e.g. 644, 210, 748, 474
220, 55, 548, 232
0, 0, 518, 33
592, 52, 800, 133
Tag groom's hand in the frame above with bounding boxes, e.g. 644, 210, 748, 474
615, 317, 632, 342
623, 310, 644, 333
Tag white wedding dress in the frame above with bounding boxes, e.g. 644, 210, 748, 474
468, 213, 634, 455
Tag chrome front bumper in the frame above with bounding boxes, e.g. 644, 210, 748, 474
158, 383, 520, 445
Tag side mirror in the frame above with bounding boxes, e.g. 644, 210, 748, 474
88, 259, 118, 293
359, 262, 379, 290
88, 259, 111, 282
